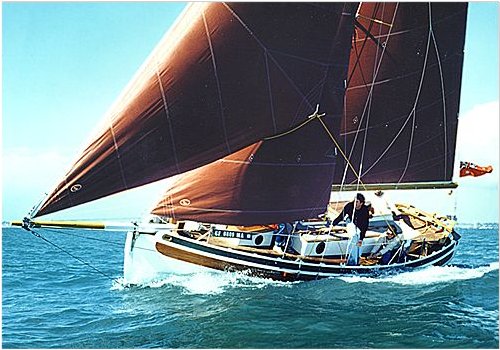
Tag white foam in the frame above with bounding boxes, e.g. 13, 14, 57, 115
112, 270, 294, 294
338, 262, 499, 285
111, 263, 498, 291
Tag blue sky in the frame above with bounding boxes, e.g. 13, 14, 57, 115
2, 2, 499, 224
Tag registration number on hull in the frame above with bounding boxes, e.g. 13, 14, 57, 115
213, 230, 253, 240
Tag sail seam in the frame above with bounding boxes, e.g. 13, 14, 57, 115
202, 10, 231, 154
166, 206, 327, 214
346, 60, 448, 91
396, 6, 434, 183
343, 3, 399, 187
429, 3, 449, 178
155, 62, 180, 174
220, 159, 336, 167
222, 3, 315, 120
341, 89, 458, 137
264, 51, 278, 134
109, 124, 129, 190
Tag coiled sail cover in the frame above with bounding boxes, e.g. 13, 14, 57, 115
151, 2, 468, 225
334, 2, 467, 185
35, 3, 358, 218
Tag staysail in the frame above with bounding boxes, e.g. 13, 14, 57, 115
334, 2, 467, 187
151, 2, 468, 225
152, 114, 345, 225
34, 3, 357, 218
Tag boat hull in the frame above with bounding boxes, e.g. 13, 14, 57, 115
123, 229, 459, 283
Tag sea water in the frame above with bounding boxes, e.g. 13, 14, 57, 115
2, 225, 498, 348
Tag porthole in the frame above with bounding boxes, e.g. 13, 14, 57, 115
254, 235, 264, 246
316, 242, 326, 255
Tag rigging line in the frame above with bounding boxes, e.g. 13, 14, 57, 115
342, 4, 399, 185
348, 2, 382, 87
28, 192, 49, 219
314, 114, 366, 190
222, 3, 346, 68
353, 7, 380, 187
355, 115, 412, 178
265, 51, 315, 113
262, 112, 318, 141
348, 4, 436, 180
397, 8, 434, 183
41, 227, 124, 247
356, 13, 393, 27
429, 4, 449, 177
221, 3, 316, 113
344, 4, 398, 165
340, 3, 371, 181
264, 51, 278, 134
357, 3, 390, 185
39, 225, 159, 254
316, 112, 397, 230
347, 25, 372, 91
155, 61, 181, 174
353, 18, 399, 66
202, 11, 231, 155
317, 2, 356, 105
24, 226, 119, 283
339, 6, 383, 189
109, 122, 129, 191
265, 48, 338, 68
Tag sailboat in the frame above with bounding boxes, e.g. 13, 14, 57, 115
16, 2, 468, 283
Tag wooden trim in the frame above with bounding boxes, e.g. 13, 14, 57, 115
155, 241, 308, 281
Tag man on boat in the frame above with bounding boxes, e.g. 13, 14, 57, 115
369, 227, 402, 265
331, 193, 370, 265
273, 222, 294, 252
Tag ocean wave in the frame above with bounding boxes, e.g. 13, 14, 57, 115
337, 262, 498, 285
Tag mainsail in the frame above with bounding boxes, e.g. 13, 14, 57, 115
34, 3, 356, 217
152, 2, 468, 225
335, 2, 467, 186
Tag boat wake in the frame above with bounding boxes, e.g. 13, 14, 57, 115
112, 270, 294, 294
337, 262, 498, 285
111, 263, 498, 292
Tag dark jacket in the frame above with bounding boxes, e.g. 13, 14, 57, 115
331, 201, 370, 240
